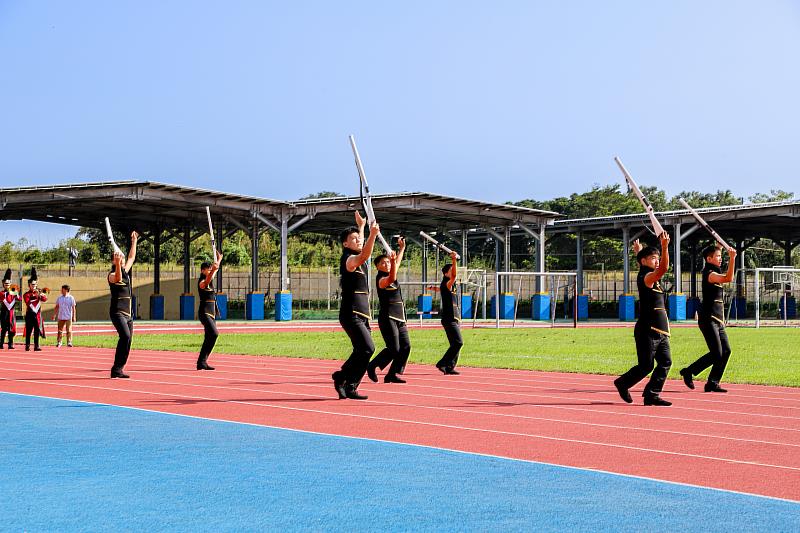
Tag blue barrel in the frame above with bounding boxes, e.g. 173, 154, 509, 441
149, 294, 165, 320
686, 297, 701, 320
531, 294, 551, 320
275, 291, 292, 321
618, 294, 635, 321
418, 294, 433, 319
246, 293, 265, 320
779, 296, 797, 319
179, 294, 195, 320
668, 294, 687, 321
460, 294, 473, 319
216, 293, 228, 320
573, 294, 589, 320
490, 293, 515, 319
731, 297, 746, 319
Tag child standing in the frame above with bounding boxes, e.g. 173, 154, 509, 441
52, 285, 77, 348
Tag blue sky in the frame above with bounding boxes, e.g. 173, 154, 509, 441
1, 1, 799, 246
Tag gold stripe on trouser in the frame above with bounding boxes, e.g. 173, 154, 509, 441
353, 310, 371, 319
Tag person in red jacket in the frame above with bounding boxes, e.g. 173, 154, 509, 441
23, 267, 47, 351
0, 269, 20, 349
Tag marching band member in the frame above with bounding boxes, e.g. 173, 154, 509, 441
108, 231, 138, 378
680, 245, 737, 393
197, 250, 223, 370
436, 251, 463, 375
332, 211, 380, 400
23, 267, 47, 351
367, 236, 410, 384
614, 232, 673, 406
0, 269, 20, 349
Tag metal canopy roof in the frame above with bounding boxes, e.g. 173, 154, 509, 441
551, 200, 800, 243
0, 182, 559, 237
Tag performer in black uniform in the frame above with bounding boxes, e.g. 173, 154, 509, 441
680, 245, 737, 393
23, 267, 47, 351
614, 232, 672, 406
436, 251, 463, 375
367, 236, 410, 384
332, 211, 380, 400
197, 250, 223, 370
0, 269, 20, 349
108, 232, 138, 379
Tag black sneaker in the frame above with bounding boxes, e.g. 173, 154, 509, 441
384, 374, 406, 384
704, 382, 728, 393
613, 378, 633, 403
643, 396, 672, 406
332, 371, 347, 400
444, 368, 460, 375
345, 388, 368, 400
366, 362, 379, 383
110, 370, 130, 379
679, 368, 695, 390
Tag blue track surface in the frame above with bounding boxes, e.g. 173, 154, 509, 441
2, 392, 798, 532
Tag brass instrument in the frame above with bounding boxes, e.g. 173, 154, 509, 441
40, 287, 50, 295
8, 284, 19, 296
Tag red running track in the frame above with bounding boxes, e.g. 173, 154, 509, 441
1, 347, 799, 501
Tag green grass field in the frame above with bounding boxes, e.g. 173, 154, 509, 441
72, 326, 800, 387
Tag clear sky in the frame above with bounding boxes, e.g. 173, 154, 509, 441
1, 1, 799, 245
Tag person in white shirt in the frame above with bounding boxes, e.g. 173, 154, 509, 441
52, 285, 77, 348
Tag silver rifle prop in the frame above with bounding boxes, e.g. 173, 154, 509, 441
205, 206, 217, 256
348, 135, 392, 254
104, 217, 123, 256
677, 198, 734, 252
614, 156, 666, 237
419, 231, 461, 260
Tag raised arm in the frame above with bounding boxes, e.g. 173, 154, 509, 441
200, 250, 223, 290
108, 251, 124, 284
346, 214, 380, 272
709, 248, 737, 284
644, 233, 670, 287
123, 231, 138, 272
446, 251, 458, 291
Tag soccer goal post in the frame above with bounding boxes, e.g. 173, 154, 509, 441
754, 266, 800, 328
494, 271, 579, 329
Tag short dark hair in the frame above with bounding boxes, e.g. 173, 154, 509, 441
442, 263, 453, 275
373, 254, 389, 267
702, 244, 721, 260
339, 226, 358, 244
200, 262, 212, 270
636, 246, 660, 264
61, 284, 70, 291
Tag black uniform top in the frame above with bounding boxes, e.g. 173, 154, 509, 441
340, 248, 370, 319
376, 270, 405, 323
198, 274, 217, 319
637, 266, 670, 336
109, 268, 132, 317
440, 275, 460, 323
701, 263, 724, 324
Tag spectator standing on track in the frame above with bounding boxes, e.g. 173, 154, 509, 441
680, 245, 737, 393
1, 269, 20, 349
614, 232, 673, 406
436, 251, 463, 375
367, 236, 411, 384
197, 250, 223, 371
52, 284, 77, 348
332, 211, 380, 400
108, 231, 138, 379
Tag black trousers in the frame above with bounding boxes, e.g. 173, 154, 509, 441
198, 313, 219, 364
436, 320, 463, 370
685, 318, 731, 385
110, 313, 134, 371
372, 317, 411, 376
24, 312, 41, 348
1, 314, 14, 346
617, 324, 672, 397
339, 314, 375, 387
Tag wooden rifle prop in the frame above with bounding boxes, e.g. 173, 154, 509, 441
419, 231, 461, 260
348, 135, 392, 254
677, 198, 734, 253
614, 157, 666, 237
104, 217, 124, 256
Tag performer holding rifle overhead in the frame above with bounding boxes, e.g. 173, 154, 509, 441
613, 158, 672, 406
367, 236, 410, 384
436, 250, 463, 375
678, 199, 737, 393
197, 207, 223, 370
1, 269, 20, 349
332, 211, 380, 400
107, 220, 138, 379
